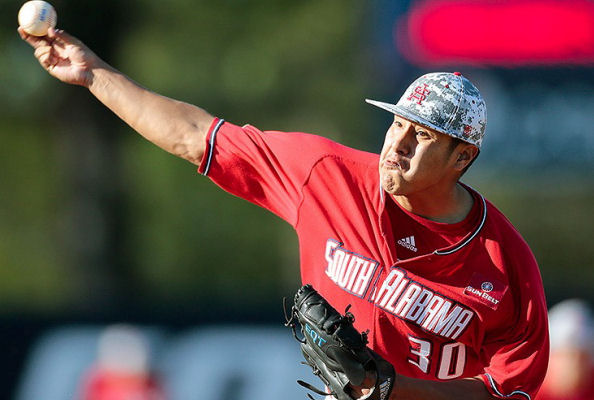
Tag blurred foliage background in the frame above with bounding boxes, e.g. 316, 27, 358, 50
0, 0, 593, 397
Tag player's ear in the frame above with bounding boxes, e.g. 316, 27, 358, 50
454, 144, 479, 171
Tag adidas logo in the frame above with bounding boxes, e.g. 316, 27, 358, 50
397, 236, 418, 252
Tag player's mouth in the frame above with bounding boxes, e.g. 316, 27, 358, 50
383, 158, 408, 171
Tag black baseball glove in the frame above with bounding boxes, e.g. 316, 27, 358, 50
285, 284, 395, 400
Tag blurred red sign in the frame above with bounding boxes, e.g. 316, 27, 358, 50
397, 0, 594, 66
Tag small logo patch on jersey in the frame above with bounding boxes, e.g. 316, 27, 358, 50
397, 236, 418, 252
464, 273, 507, 310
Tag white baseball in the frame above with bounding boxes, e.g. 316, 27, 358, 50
18, 1, 57, 36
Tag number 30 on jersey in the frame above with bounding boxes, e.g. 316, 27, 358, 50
408, 335, 466, 380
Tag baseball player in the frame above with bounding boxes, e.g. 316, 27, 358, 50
20, 26, 549, 400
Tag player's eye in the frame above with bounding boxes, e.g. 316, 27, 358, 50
393, 120, 403, 128
416, 130, 430, 138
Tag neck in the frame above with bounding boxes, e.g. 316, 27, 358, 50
393, 182, 474, 223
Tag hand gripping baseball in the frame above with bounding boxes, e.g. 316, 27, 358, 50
285, 285, 395, 400
18, 27, 100, 87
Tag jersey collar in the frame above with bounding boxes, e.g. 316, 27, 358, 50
378, 181, 487, 258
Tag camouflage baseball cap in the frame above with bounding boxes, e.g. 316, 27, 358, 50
366, 72, 486, 147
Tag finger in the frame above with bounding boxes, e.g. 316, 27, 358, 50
48, 28, 78, 47
33, 44, 50, 59
17, 26, 50, 49
17, 26, 27, 39
34, 46, 50, 67
34, 45, 56, 69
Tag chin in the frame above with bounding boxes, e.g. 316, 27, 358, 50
380, 172, 406, 195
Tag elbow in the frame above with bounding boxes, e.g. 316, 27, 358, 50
164, 121, 205, 165
175, 127, 206, 165
172, 142, 203, 165
170, 112, 213, 165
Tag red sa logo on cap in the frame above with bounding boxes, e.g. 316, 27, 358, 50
407, 83, 431, 105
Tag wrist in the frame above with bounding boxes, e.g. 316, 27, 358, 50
87, 59, 126, 97
87, 61, 110, 90
349, 370, 380, 399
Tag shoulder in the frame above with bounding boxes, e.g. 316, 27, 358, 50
241, 123, 380, 172
254, 125, 378, 158
482, 198, 536, 263
479, 196, 546, 309
464, 188, 542, 292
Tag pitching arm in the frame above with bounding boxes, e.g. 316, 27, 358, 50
19, 27, 214, 165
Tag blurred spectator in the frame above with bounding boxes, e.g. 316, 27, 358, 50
77, 324, 166, 400
537, 299, 594, 400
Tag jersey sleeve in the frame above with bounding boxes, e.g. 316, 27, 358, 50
197, 118, 342, 226
479, 250, 550, 400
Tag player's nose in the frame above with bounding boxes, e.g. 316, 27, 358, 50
389, 126, 414, 157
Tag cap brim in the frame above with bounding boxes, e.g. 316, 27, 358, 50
365, 99, 447, 135
365, 98, 468, 144
365, 99, 399, 114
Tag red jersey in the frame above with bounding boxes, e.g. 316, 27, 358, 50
198, 119, 549, 400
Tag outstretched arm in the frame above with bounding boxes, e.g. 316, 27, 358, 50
18, 27, 214, 165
